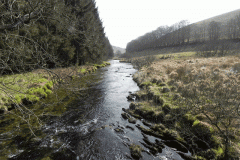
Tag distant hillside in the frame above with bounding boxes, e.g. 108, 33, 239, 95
194, 9, 240, 26
112, 46, 126, 54
126, 8, 240, 54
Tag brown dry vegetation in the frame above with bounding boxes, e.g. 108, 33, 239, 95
129, 53, 240, 159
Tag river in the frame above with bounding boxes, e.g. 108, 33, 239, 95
1, 60, 185, 160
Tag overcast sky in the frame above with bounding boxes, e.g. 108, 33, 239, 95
95, 0, 239, 48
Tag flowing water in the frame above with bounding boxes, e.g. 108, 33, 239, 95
0, 60, 187, 160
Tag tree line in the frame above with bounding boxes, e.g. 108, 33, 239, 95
126, 13, 240, 54
0, 0, 113, 74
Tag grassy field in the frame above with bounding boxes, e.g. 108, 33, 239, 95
124, 52, 240, 159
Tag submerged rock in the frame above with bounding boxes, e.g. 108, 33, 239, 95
127, 95, 134, 101
126, 125, 134, 130
114, 127, 124, 133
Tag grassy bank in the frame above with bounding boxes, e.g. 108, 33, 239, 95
0, 61, 110, 113
124, 53, 240, 159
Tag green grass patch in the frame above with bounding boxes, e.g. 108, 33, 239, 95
79, 68, 87, 74
156, 51, 196, 59
94, 61, 110, 68
192, 120, 200, 126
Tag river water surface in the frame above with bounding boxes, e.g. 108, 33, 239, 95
2, 60, 185, 160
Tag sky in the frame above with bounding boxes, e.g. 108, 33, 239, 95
95, 0, 240, 48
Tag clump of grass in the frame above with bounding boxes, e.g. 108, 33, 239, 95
129, 144, 143, 159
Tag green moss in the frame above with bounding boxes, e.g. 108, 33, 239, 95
45, 81, 53, 89
140, 81, 152, 87
163, 129, 179, 139
26, 95, 40, 102
79, 68, 87, 74
45, 89, 52, 95
93, 66, 97, 71
183, 113, 196, 125
211, 135, 221, 147
193, 120, 200, 126
151, 124, 166, 132
27, 87, 47, 97
103, 61, 110, 65
94, 63, 106, 68
0, 105, 8, 111
149, 85, 161, 96
129, 144, 143, 159
213, 147, 223, 156
195, 156, 206, 160
15, 95, 22, 104
35, 78, 48, 83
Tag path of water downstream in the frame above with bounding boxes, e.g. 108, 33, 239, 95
2, 60, 186, 160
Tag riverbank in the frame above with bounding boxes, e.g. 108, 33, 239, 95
0, 61, 111, 159
123, 53, 240, 159
0, 61, 110, 113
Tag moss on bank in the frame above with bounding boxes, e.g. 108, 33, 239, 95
0, 61, 111, 159
0, 61, 110, 112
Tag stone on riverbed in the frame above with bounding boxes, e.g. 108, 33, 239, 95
127, 95, 134, 101
121, 112, 130, 119
126, 125, 134, 130
128, 117, 137, 124
114, 127, 124, 133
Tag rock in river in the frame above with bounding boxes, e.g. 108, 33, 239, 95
128, 117, 137, 124
121, 112, 130, 119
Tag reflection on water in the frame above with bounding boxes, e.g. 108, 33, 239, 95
0, 60, 185, 160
